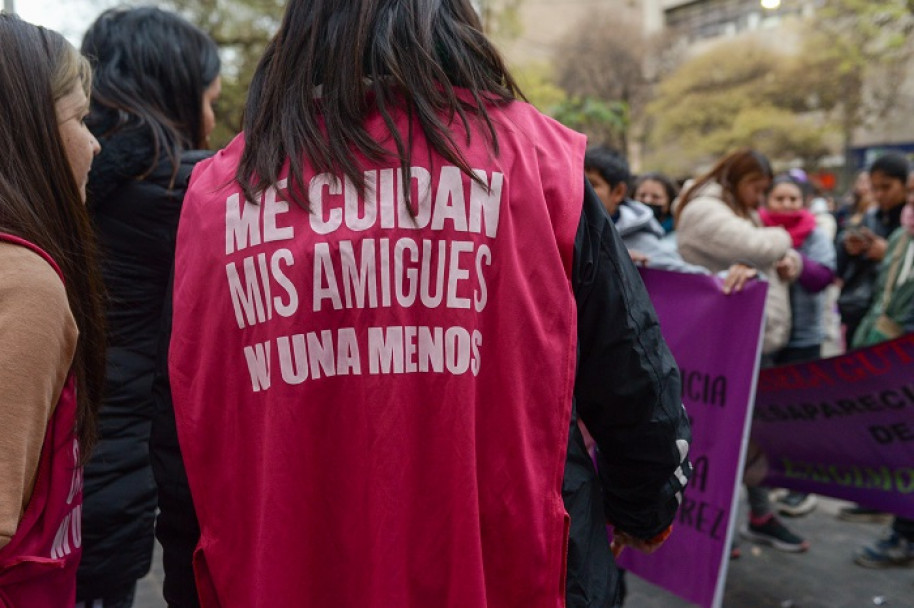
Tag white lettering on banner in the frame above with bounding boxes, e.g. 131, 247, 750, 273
311, 238, 489, 313
242, 327, 480, 390
244, 341, 271, 392
50, 439, 83, 560
263, 179, 294, 244
309, 173, 344, 235
222, 165, 506, 393
225, 180, 296, 255
226, 250, 299, 329
225, 193, 261, 255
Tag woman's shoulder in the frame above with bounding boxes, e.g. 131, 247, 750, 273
0, 242, 75, 333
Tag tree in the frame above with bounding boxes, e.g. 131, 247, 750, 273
794, 0, 914, 178
551, 11, 647, 150
158, 0, 285, 147
642, 36, 834, 176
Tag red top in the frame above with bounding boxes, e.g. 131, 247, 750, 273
170, 99, 585, 607
0, 234, 82, 608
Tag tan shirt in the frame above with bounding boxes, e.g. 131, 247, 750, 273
0, 242, 78, 549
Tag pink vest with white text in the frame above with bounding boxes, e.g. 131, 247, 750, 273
171, 98, 585, 607
0, 234, 82, 608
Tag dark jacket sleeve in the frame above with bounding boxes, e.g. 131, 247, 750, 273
149, 154, 211, 608
572, 178, 692, 540
151, 265, 201, 608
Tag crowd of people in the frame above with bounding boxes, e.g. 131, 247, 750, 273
0, 1, 911, 607
584, 146, 914, 568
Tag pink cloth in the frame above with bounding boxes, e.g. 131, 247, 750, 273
758, 208, 817, 248
171, 97, 585, 607
0, 234, 81, 608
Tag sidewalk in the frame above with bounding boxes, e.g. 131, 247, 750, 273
135, 497, 912, 607
625, 496, 912, 608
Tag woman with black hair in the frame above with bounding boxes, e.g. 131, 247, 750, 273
634, 171, 679, 235
165, 1, 691, 606
0, 14, 105, 606
75, 8, 220, 607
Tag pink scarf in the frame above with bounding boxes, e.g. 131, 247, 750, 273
758, 208, 817, 248
902, 203, 914, 236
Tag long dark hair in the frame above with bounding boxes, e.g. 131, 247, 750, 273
676, 148, 772, 223
0, 14, 106, 459
237, 0, 523, 207
81, 7, 220, 179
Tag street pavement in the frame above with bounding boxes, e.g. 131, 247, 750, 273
135, 496, 912, 608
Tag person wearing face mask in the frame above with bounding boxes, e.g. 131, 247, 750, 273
75, 8, 221, 607
0, 14, 106, 606
675, 148, 811, 554
634, 171, 679, 235
848, 170, 914, 569
584, 146, 708, 274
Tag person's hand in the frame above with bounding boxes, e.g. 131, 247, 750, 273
860, 228, 887, 261
776, 249, 802, 282
628, 250, 649, 266
843, 228, 871, 256
611, 526, 672, 558
722, 263, 757, 294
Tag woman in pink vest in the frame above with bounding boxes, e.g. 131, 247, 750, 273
164, 1, 692, 606
0, 14, 106, 608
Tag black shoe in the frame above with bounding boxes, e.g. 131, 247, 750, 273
740, 515, 810, 552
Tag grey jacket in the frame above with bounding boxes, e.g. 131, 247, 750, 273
615, 199, 708, 274
789, 227, 837, 348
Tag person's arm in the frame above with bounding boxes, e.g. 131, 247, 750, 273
796, 229, 837, 292
151, 264, 201, 607
796, 254, 835, 292
572, 179, 692, 542
679, 197, 791, 269
0, 243, 77, 549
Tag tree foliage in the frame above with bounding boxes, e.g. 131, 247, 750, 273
551, 11, 647, 149
794, 0, 914, 172
157, 0, 285, 147
643, 36, 833, 176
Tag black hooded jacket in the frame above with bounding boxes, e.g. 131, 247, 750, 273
76, 125, 212, 601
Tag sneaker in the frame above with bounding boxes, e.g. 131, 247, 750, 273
853, 531, 914, 568
837, 505, 892, 524
740, 515, 810, 553
776, 492, 817, 517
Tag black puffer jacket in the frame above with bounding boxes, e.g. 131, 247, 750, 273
76, 126, 212, 601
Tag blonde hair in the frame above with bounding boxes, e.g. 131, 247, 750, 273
50, 39, 91, 102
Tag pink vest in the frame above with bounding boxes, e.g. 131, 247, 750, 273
171, 99, 585, 607
0, 234, 82, 608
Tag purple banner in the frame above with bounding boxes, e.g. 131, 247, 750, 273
617, 269, 768, 608
754, 334, 914, 518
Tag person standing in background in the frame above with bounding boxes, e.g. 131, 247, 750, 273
585, 146, 707, 273
0, 14, 106, 606
634, 171, 679, 236
675, 148, 809, 553
850, 170, 914, 569
835, 154, 908, 354
75, 8, 220, 608
759, 174, 837, 519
